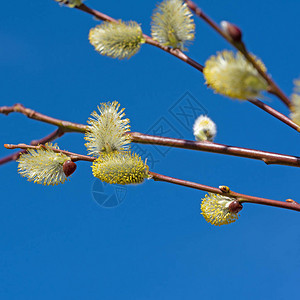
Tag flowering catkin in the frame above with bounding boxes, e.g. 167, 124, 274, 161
89, 21, 145, 59
17, 143, 71, 186
204, 50, 268, 100
193, 115, 217, 142
85, 101, 131, 156
201, 193, 239, 226
54, 0, 82, 8
151, 0, 195, 50
92, 151, 149, 185
290, 79, 300, 126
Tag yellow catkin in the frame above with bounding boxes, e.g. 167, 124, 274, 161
204, 50, 268, 100
92, 151, 149, 185
151, 0, 195, 50
89, 21, 144, 59
201, 193, 239, 226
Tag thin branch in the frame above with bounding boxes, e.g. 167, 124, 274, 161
6, 141, 300, 212
150, 171, 300, 212
248, 99, 300, 131
1, 104, 300, 167
129, 132, 300, 168
0, 128, 64, 165
76, 4, 204, 72
4, 143, 94, 162
185, 0, 291, 108
74, 3, 298, 131
0, 103, 86, 133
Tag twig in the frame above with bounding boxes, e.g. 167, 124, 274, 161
75, 3, 298, 131
185, 0, 291, 108
6, 141, 300, 213
248, 99, 299, 131
0, 128, 64, 165
0, 103, 86, 133
4, 143, 94, 162
150, 171, 300, 212
1, 104, 300, 167
129, 132, 300, 168
76, 4, 204, 72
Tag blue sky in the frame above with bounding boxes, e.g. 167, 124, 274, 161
0, 1, 300, 299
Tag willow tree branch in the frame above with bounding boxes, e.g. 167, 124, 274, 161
129, 132, 300, 168
185, 0, 291, 108
75, 3, 298, 131
0, 103, 86, 133
248, 99, 299, 131
149, 171, 300, 212
0, 128, 64, 165
4, 143, 94, 162
76, 4, 204, 72
6, 141, 300, 212
1, 104, 300, 167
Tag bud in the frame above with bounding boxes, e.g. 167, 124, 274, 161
219, 185, 230, 193
220, 21, 242, 42
228, 200, 243, 213
63, 160, 77, 177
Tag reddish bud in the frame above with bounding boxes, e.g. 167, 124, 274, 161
63, 160, 77, 177
228, 200, 243, 214
220, 21, 242, 42
219, 185, 230, 193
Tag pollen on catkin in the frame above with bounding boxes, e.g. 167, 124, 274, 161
92, 151, 149, 185
290, 79, 300, 126
193, 115, 217, 142
201, 193, 239, 226
85, 101, 131, 156
89, 21, 145, 59
54, 0, 82, 7
151, 0, 195, 50
203, 50, 268, 100
17, 143, 71, 186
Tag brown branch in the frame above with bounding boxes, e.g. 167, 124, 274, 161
185, 0, 291, 108
5, 140, 300, 213
76, 4, 204, 72
75, 3, 298, 132
0, 103, 86, 133
150, 171, 300, 212
1, 104, 300, 167
248, 99, 300, 131
129, 132, 300, 168
4, 143, 94, 162
0, 128, 64, 165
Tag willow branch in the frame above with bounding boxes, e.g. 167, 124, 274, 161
129, 132, 300, 168
0, 103, 86, 133
1, 104, 300, 167
4, 143, 94, 162
5, 141, 300, 212
150, 171, 300, 212
248, 99, 299, 131
75, 3, 298, 131
0, 128, 64, 165
185, 0, 291, 108
76, 4, 203, 72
